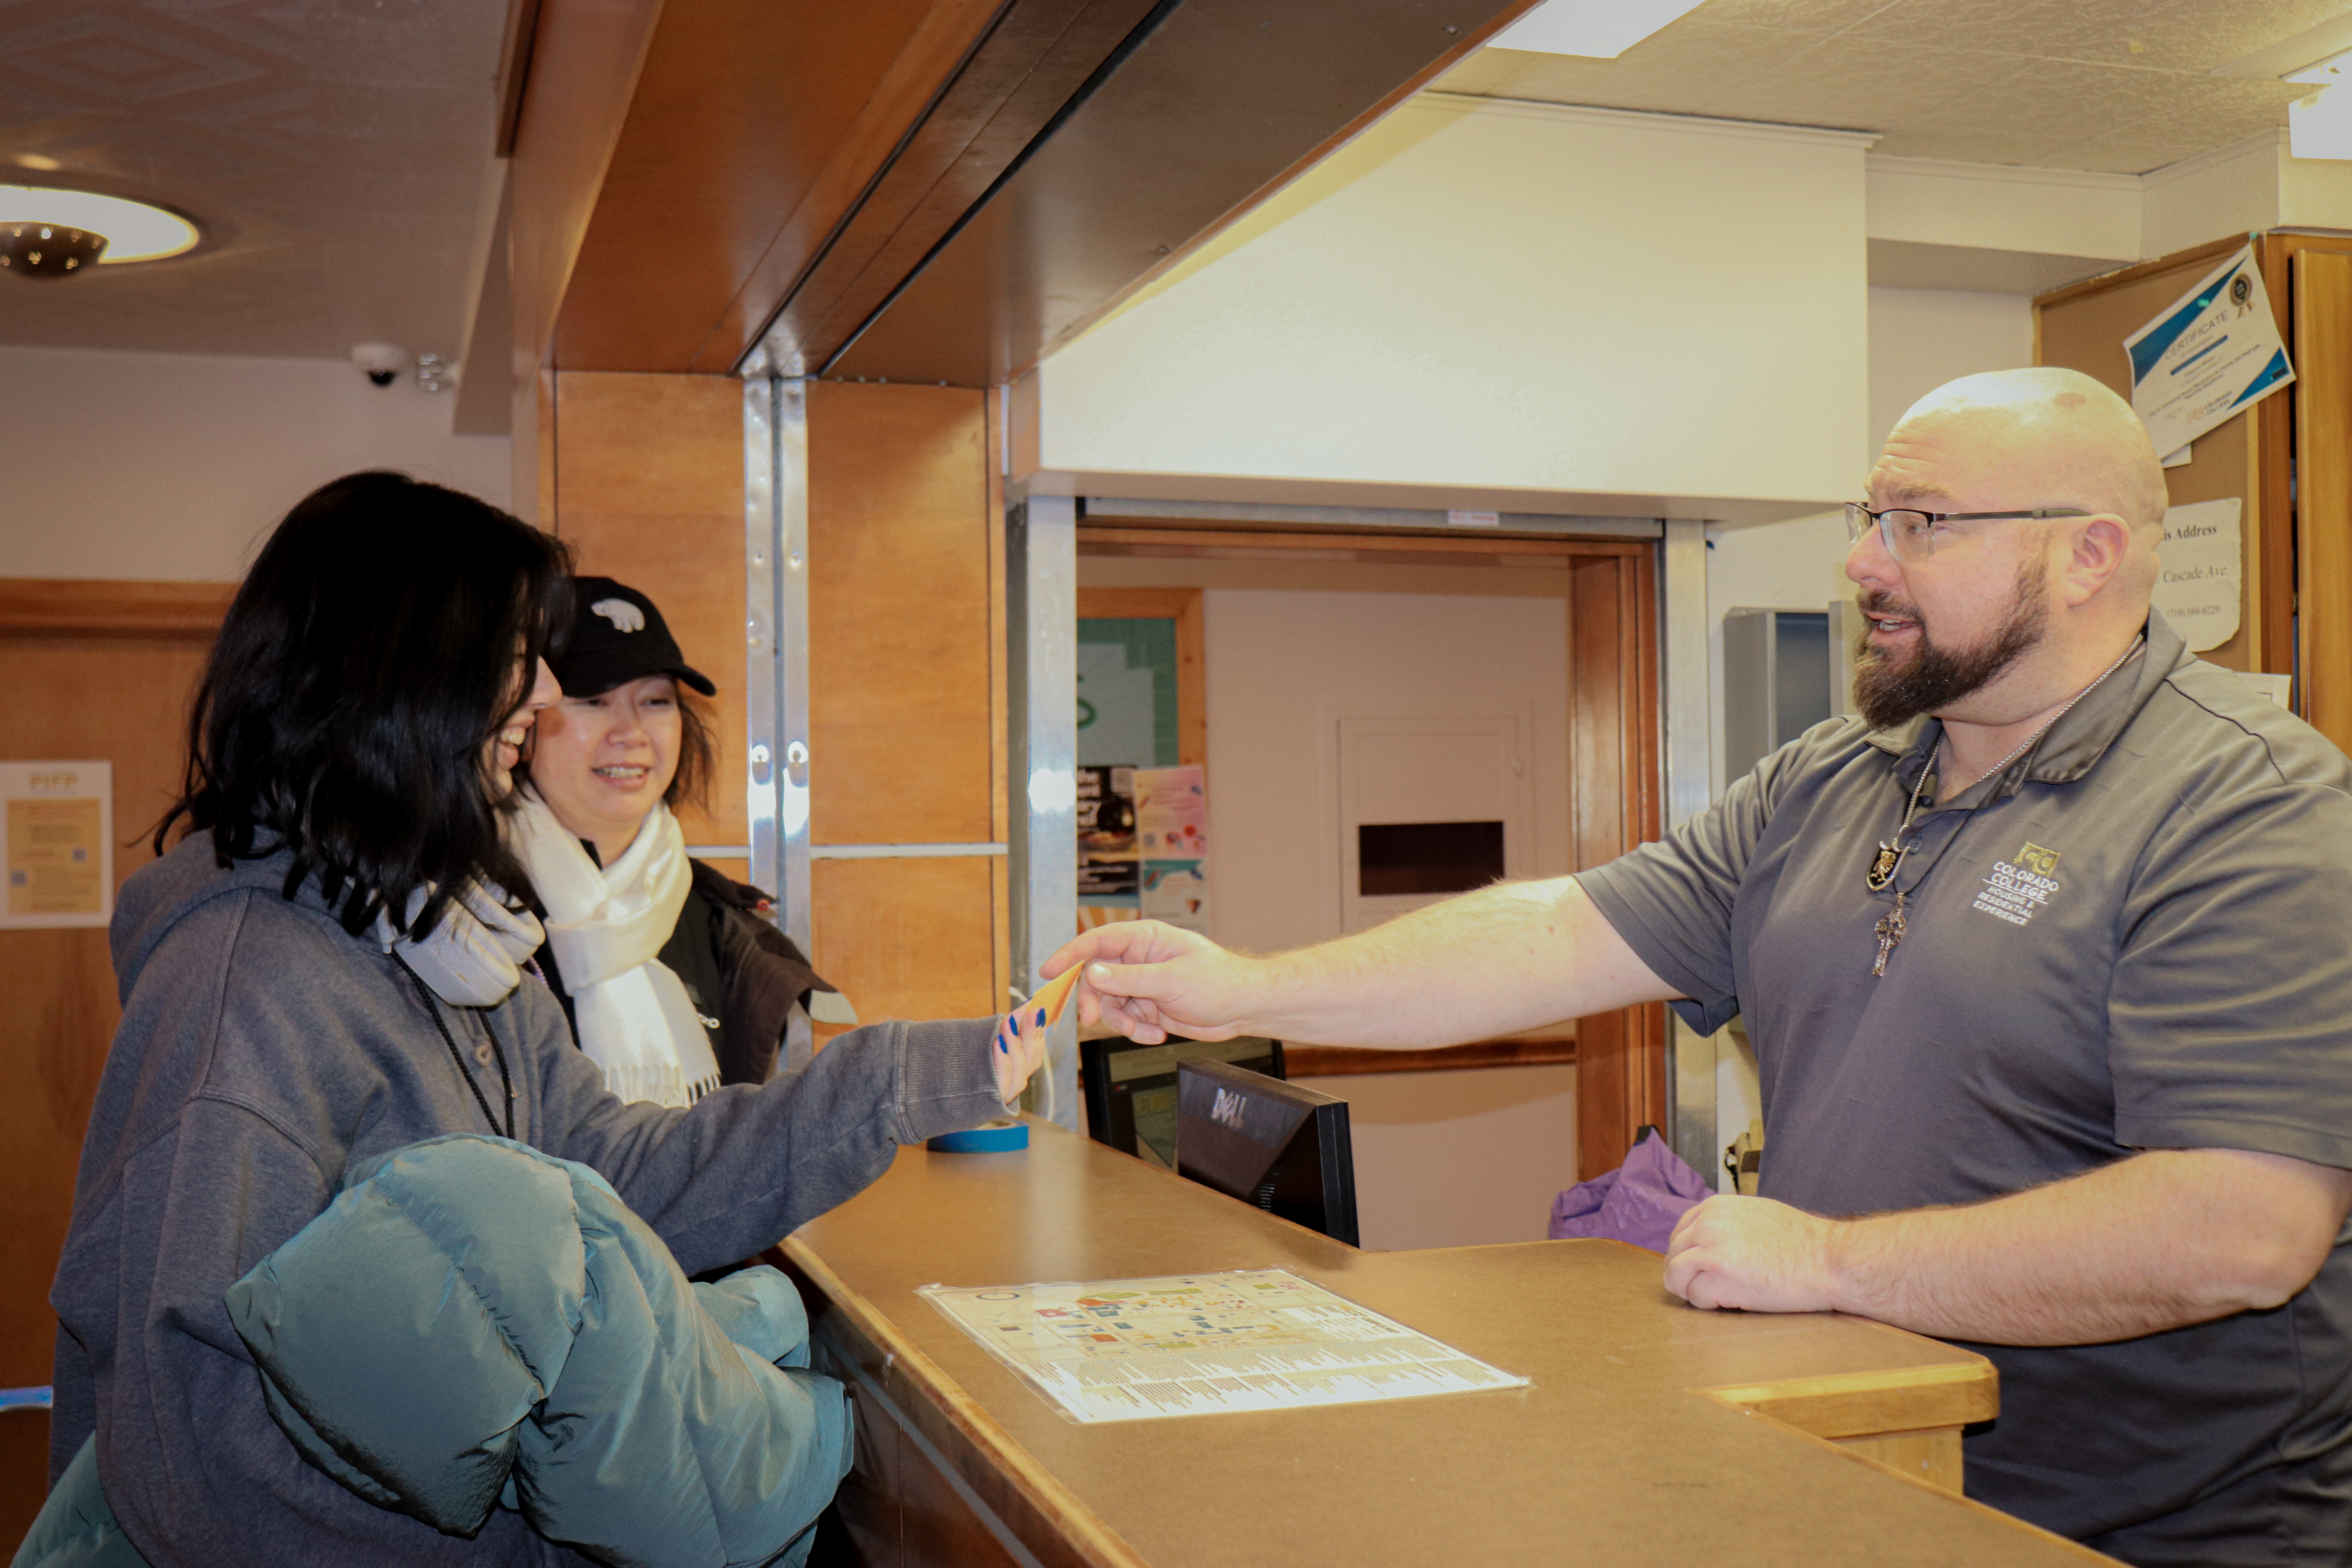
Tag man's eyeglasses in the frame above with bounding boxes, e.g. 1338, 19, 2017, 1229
1845, 503, 2089, 563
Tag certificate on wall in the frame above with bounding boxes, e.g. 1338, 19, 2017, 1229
2124, 245, 2293, 459
4, 761, 113, 929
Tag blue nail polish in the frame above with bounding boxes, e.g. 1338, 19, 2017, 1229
1034, 1007, 1047, 1027
997, 1035, 1009, 1053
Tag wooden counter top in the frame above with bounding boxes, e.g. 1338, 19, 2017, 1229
782, 1118, 2111, 1568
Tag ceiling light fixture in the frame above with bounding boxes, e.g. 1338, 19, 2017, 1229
1487, 0, 1706, 59
0, 185, 198, 279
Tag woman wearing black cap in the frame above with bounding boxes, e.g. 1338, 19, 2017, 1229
514, 575, 843, 1101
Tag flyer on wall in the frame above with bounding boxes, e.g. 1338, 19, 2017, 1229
3, 761, 113, 929
2123, 245, 2292, 459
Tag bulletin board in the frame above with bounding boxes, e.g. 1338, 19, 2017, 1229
2035, 234, 2279, 677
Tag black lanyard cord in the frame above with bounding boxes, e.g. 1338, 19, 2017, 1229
392, 952, 517, 1141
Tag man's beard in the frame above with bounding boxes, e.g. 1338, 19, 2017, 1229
1851, 557, 2047, 730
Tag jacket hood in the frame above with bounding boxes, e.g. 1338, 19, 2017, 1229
111, 838, 325, 1007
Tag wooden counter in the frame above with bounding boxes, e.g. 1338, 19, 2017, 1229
781, 1119, 2111, 1567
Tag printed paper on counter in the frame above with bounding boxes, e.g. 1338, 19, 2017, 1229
920, 1269, 1528, 1423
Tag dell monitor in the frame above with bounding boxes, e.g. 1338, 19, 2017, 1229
1080, 1034, 1284, 1170
1175, 1058, 1358, 1247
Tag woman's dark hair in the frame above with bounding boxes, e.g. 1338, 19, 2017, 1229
668, 688, 717, 813
158, 472, 574, 939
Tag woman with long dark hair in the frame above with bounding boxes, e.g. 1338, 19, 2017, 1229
34, 474, 1045, 1567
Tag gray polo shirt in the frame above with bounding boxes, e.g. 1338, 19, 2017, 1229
1581, 610, 2352, 1553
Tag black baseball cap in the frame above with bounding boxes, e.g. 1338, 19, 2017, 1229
554, 577, 716, 697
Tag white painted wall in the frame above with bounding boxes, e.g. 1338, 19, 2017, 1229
2141, 134, 2285, 261
1294, 1065, 1578, 1250
1026, 97, 1872, 523
1867, 157, 2141, 263
0, 344, 511, 581
1866, 287, 2037, 459
1199, 586, 1571, 957
1078, 553, 1583, 1245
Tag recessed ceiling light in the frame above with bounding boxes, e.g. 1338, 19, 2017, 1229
1488, 0, 1706, 59
0, 185, 199, 278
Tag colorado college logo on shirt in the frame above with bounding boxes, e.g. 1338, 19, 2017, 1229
1973, 843, 2061, 927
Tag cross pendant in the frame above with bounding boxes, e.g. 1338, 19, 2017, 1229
1871, 904, 1907, 978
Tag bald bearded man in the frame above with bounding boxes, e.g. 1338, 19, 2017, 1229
1046, 368, 2352, 1563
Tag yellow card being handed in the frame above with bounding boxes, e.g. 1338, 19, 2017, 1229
1031, 962, 1084, 1028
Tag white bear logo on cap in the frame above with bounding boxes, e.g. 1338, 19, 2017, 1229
590, 598, 645, 634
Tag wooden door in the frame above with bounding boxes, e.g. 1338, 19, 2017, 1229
0, 581, 229, 1538
1073, 524, 1665, 1181
2297, 249, 2352, 753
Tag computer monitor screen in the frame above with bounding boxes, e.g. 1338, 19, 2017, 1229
1080, 1035, 1283, 1170
1176, 1058, 1358, 1247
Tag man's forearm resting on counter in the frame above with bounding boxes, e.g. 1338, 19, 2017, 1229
1664, 1147, 2352, 1344
1057, 875, 1671, 1048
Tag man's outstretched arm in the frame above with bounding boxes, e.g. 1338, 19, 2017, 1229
1663, 1147, 2352, 1344
1044, 874, 1678, 1047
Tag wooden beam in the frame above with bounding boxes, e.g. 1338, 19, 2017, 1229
526, 0, 1540, 381
830, 0, 1548, 385
505, 0, 664, 404
0, 579, 234, 636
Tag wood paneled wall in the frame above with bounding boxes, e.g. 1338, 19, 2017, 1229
807, 382, 1010, 1030
540, 371, 748, 868
0, 582, 229, 1542
540, 376, 1010, 1032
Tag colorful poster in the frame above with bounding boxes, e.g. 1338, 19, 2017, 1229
4, 761, 113, 929
1134, 765, 1206, 857
2125, 245, 2293, 459
1140, 860, 1210, 934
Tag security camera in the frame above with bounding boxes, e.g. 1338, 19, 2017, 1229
350, 343, 409, 388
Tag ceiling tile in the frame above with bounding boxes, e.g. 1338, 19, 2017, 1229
1677, 0, 1902, 35
1444, 0, 2312, 174
2056, 0, 2352, 74
0, 0, 500, 359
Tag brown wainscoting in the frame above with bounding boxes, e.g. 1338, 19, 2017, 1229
1285, 1031, 1576, 1077
0, 578, 229, 1544
0, 579, 234, 637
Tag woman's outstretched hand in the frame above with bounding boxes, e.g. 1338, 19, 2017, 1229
1040, 921, 1261, 1044
992, 1002, 1051, 1105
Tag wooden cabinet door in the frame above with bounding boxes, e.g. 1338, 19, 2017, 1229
2297, 249, 2352, 753
0, 580, 226, 1538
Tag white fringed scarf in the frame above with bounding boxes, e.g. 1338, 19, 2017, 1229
511, 791, 721, 1107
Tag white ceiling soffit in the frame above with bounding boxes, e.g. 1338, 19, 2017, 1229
0, 0, 508, 360
1437, 0, 2333, 176
1866, 239, 2121, 294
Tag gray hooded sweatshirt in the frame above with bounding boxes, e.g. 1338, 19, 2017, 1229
47, 837, 1004, 1566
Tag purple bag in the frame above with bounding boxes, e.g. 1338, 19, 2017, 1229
1547, 1129, 1712, 1253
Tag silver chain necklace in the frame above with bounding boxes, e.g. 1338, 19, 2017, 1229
1864, 634, 2144, 978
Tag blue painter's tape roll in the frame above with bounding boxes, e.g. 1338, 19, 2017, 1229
927, 1118, 1029, 1154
